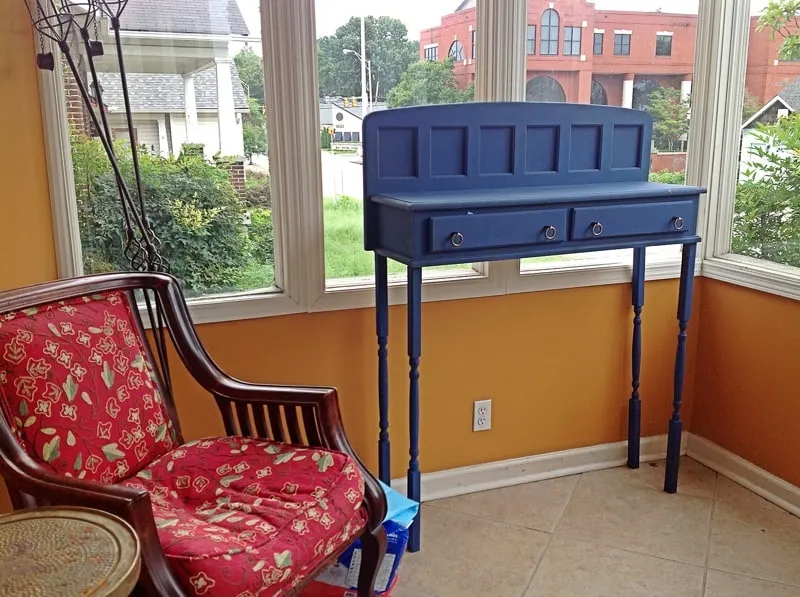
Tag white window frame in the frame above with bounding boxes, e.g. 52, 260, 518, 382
698, 0, 800, 302
41, 0, 715, 327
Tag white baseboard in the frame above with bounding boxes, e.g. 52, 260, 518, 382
390, 432, 688, 502
686, 434, 800, 517
388, 433, 800, 519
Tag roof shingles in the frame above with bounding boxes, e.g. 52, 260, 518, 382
118, 0, 249, 36
98, 64, 249, 113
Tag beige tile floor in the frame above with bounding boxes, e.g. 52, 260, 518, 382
392, 457, 800, 597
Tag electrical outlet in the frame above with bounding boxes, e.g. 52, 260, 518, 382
473, 399, 492, 432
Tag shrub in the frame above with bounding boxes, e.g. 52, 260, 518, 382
648, 170, 686, 185
72, 132, 250, 294
241, 170, 272, 208
248, 208, 274, 265
321, 128, 332, 150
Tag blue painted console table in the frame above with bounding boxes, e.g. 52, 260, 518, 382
362, 102, 705, 552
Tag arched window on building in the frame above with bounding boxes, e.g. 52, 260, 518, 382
448, 40, 465, 62
526, 75, 566, 102
591, 79, 608, 105
632, 78, 662, 110
541, 9, 559, 56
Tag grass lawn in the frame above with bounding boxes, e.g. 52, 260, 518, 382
228, 196, 576, 294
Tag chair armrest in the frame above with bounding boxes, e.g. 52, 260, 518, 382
3, 460, 189, 597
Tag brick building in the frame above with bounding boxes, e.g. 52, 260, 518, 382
420, 0, 800, 108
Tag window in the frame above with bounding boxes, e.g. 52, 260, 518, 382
424, 45, 438, 61
56, 0, 273, 300
449, 40, 465, 61
656, 34, 673, 56
317, 5, 477, 286
593, 32, 604, 55
564, 26, 581, 56
472, 29, 477, 59
541, 9, 560, 56
614, 33, 631, 56
521, 1, 696, 277
527, 25, 537, 55
710, 1, 800, 285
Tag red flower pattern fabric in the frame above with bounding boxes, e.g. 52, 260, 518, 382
0, 291, 177, 483
121, 436, 367, 597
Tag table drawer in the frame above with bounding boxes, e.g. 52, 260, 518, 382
571, 200, 697, 240
428, 209, 567, 253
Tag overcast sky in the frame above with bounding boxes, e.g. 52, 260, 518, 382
236, 0, 772, 42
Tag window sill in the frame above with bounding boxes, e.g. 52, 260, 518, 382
143, 255, 703, 327
702, 254, 800, 302
140, 290, 302, 328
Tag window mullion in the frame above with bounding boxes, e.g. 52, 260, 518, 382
39, 40, 83, 279
475, 0, 527, 288
261, 0, 325, 309
686, 0, 751, 262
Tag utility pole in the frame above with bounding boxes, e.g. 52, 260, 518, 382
360, 15, 369, 117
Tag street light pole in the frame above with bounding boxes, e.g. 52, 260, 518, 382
343, 47, 372, 115
360, 15, 368, 117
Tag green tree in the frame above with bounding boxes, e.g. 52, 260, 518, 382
243, 97, 267, 162
645, 87, 690, 152
735, 114, 800, 265
742, 89, 763, 123
387, 58, 474, 108
317, 16, 419, 99
758, 0, 800, 61
234, 46, 265, 104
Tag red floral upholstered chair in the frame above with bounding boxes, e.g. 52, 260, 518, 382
0, 273, 387, 597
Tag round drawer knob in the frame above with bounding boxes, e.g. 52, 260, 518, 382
544, 225, 558, 240
591, 222, 604, 237
672, 216, 685, 231
450, 232, 465, 247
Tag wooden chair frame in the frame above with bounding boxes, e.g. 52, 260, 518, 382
0, 273, 388, 596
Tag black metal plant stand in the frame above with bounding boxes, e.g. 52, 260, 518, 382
24, 0, 174, 399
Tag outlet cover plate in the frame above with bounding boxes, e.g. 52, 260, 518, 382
473, 399, 492, 432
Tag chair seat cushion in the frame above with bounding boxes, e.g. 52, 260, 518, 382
120, 436, 367, 597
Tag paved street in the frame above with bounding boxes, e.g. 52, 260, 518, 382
251, 150, 364, 200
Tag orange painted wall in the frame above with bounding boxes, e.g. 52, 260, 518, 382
173, 282, 700, 478
0, 1, 58, 513
693, 279, 800, 488
0, 1, 57, 293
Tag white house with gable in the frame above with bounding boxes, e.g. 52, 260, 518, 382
75, 0, 251, 159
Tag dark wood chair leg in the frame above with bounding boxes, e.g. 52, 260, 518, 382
357, 527, 387, 597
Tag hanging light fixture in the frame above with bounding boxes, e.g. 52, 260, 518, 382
24, 0, 166, 274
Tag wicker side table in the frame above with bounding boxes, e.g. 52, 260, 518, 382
0, 506, 140, 597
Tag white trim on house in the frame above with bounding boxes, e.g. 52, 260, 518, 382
741, 95, 792, 129
594, 28, 605, 34
614, 29, 633, 35
423, 43, 439, 49
388, 433, 800, 518
656, 31, 674, 36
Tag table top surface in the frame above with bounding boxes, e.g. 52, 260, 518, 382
0, 506, 141, 597
370, 181, 706, 211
